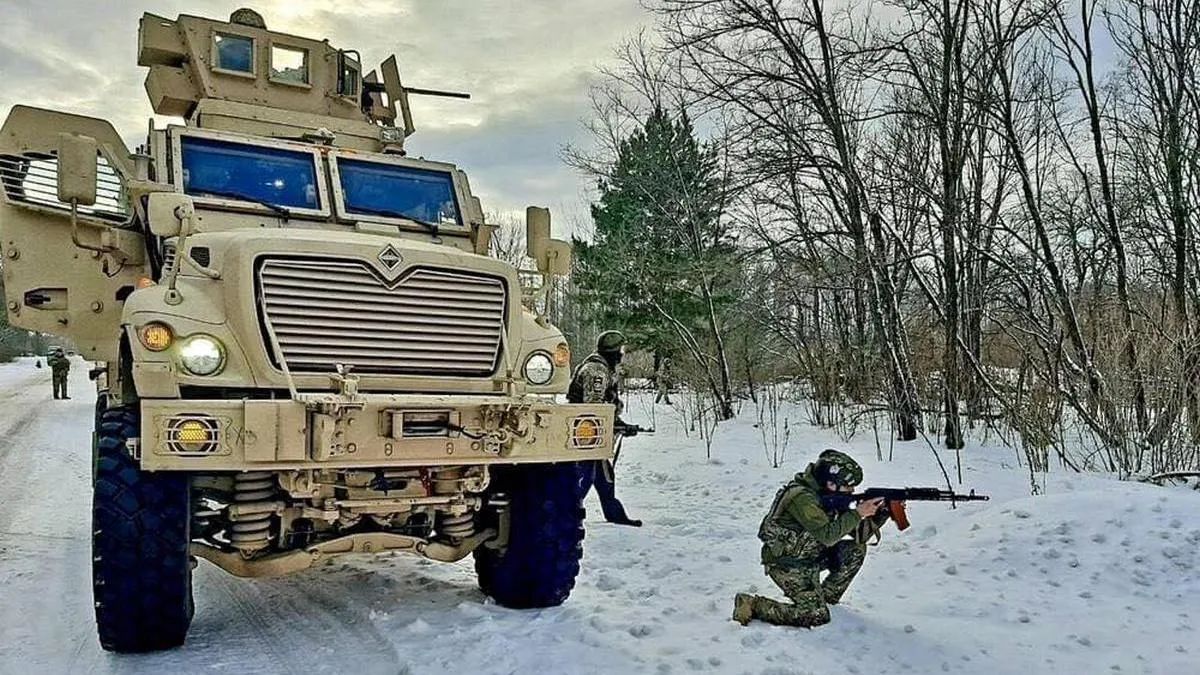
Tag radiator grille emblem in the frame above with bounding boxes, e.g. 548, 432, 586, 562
378, 245, 402, 270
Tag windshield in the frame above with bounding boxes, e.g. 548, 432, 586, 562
180, 136, 320, 210
338, 158, 461, 227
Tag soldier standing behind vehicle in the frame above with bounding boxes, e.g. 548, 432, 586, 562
568, 330, 642, 527
732, 450, 888, 627
48, 347, 71, 399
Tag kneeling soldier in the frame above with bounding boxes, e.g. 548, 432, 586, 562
733, 450, 887, 627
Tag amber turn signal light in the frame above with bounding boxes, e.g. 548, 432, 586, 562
553, 342, 570, 367
138, 322, 174, 351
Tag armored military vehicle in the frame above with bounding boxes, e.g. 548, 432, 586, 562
0, 8, 614, 652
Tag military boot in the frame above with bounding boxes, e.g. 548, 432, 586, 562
732, 593, 755, 626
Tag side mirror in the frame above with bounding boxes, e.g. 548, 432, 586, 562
543, 239, 572, 276
147, 192, 195, 237
526, 206, 550, 262
57, 133, 98, 206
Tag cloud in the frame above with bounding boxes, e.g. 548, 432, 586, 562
0, 0, 645, 234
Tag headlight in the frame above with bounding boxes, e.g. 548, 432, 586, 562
523, 352, 554, 385
179, 335, 225, 376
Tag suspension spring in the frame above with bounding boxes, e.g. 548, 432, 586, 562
438, 511, 475, 540
229, 472, 275, 553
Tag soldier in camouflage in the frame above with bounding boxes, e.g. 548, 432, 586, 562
48, 347, 71, 400
568, 330, 641, 527
732, 450, 888, 627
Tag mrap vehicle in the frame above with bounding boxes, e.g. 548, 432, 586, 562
0, 8, 614, 652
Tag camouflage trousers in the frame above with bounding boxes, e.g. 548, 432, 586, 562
52, 372, 68, 399
747, 539, 866, 627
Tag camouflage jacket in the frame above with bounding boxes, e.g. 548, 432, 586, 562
566, 353, 622, 416
757, 464, 886, 568
47, 353, 70, 374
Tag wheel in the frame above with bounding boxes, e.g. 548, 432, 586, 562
92, 406, 194, 652
474, 462, 588, 609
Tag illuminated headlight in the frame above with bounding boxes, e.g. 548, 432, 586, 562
523, 352, 554, 385
179, 335, 225, 376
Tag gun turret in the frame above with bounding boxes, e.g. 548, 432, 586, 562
137, 8, 469, 152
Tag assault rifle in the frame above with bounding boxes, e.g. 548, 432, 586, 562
821, 487, 989, 531
614, 420, 654, 438
612, 420, 653, 467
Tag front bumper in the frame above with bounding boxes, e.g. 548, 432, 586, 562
139, 394, 614, 471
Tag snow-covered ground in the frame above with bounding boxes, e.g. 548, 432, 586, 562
0, 359, 1195, 674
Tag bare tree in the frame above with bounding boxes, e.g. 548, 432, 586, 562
657, 0, 924, 439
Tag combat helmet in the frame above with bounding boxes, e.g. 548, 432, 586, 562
814, 449, 863, 488
595, 330, 626, 354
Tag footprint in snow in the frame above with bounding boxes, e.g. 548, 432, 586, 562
595, 573, 625, 591
628, 624, 654, 638
740, 633, 765, 648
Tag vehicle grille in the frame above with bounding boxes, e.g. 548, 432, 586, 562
257, 257, 507, 376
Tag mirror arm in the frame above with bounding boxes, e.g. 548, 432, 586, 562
164, 205, 196, 305
181, 254, 221, 280
68, 200, 114, 254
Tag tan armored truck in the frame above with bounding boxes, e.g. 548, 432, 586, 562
0, 8, 614, 653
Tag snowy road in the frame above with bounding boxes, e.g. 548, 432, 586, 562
0, 359, 1196, 674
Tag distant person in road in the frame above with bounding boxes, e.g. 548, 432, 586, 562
48, 348, 70, 399
733, 450, 888, 628
568, 330, 642, 527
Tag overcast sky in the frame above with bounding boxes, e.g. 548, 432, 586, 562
0, 0, 647, 235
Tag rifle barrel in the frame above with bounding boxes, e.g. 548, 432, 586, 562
406, 87, 471, 99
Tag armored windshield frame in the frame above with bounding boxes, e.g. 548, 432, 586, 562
168, 128, 331, 220
328, 151, 471, 236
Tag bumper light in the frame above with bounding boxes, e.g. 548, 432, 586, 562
571, 415, 605, 449
167, 416, 220, 454
179, 335, 226, 376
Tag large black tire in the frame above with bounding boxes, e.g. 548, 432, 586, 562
92, 407, 194, 652
474, 462, 587, 609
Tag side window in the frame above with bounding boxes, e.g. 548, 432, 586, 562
271, 45, 308, 85
214, 33, 254, 74
337, 52, 361, 98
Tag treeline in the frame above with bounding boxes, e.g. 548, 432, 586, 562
551, 0, 1200, 477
